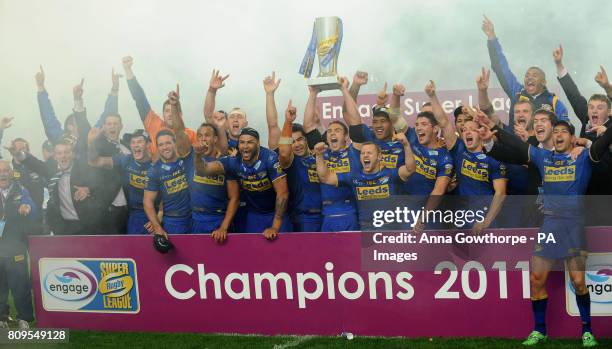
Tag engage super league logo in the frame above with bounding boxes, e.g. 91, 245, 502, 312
566, 254, 612, 316
40, 258, 140, 314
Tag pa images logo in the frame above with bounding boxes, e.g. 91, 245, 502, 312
40, 258, 140, 313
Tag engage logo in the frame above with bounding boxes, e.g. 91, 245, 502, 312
566, 253, 612, 316
44, 267, 97, 301
39, 258, 140, 313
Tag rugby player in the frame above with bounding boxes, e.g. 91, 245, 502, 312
194, 127, 290, 239
427, 80, 507, 233
485, 118, 612, 347
314, 133, 416, 230
143, 90, 193, 237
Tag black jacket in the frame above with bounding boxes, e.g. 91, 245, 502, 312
21, 153, 107, 234
0, 183, 37, 257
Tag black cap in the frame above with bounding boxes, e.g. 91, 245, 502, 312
372, 105, 391, 119
553, 120, 576, 135
122, 129, 151, 148
153, 235, 174, 254
239, 127, 260, 140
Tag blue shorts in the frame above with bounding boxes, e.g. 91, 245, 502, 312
321, 212, 360, 232
163, 215, 192, 234
192, 213, 225, 234
240, 211, 291, 233
533, 215, 586, 260
127, 210, 149, 235
291, 213, 322, 232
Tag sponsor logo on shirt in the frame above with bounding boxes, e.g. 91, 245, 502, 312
460, 159, 489, 182
194, 174, 225, 186
164, 174, 189, 194
241, 177, 272, 192
356, 184, 390, 200
544, 165, 576, 182
326, 158, 350, 173
307, 168, 320, 183
414, 155, 436, 180
129, 173, 147, 189
381, 154, 399, 169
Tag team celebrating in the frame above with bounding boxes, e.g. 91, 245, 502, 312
1, 15, 611, 346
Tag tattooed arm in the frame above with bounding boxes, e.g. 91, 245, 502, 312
264, 176, 289, 240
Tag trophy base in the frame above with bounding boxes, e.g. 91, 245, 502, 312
308, 76, 340, 91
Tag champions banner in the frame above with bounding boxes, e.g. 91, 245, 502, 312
317, 87, 511, 128
30, 230, 612, 337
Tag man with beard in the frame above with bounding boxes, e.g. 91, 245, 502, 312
191, 121, 239, 241
303, 83, 361, 232
144, 90, 193, 237
482, 15, 569, 123
263, 72, 321, 232
427, 80, 507, 233
481, 117, 612, 347
195, 127, 290, 239
88, 128, 156, 235
314, 135, 416, 230
122, 56, 196, 155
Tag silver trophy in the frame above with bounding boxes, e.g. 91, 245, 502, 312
299, 17, 343, 91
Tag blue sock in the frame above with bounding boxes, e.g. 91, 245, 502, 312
575, 292, 592, 334
531, 297, 547, 335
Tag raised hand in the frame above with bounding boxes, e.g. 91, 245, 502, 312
552, 45, 564, 66
111, 68, 122, 91
393, 83, 406, 97
474, 107, 495, 129
476, 67, 490, 91
481, 15, 496, 40
211, 111, 227, 131
87, 127, 102, 143
308, 85, 320, 95
209, 69, 229, 92
376, 82, 389, 106
0, 116, 14, 129
167, 84, 180, 105
35, 65, 45, 90
424, 80, 436, 97
337, 76, 349, 91
122, 56, 133, 71
513, 122, 529, 142
595, 66, 611, 91
73, 78, 84, 100
285, 99, 297, 122
352, 71, 369, 87
394, 132, 409, 146
263, 71, 281, 94
314, 141, 328, 155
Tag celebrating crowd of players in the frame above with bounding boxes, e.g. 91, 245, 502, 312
1, 16, 611, 346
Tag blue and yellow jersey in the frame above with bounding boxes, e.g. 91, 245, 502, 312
528, 145, 591, 216
451, 139, 507, 196
362, 125, 405, 169
286, 154, 322, 215
337, 167, 401, 202
187, 155, 236, 214
222, 146, 286, 214
320, 145, 360, 215
403, 143, 454, 195
145, 151, 193, 217
112, 154, 151, 211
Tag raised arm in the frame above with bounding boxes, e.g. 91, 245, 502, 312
167, 86, 190, 157
263, 71, 281, 150
122, 56, 152, 123
426, 80, 457, 149
482, 15, 522, 108
95, 69, 120, 128
303, 87, 319, 133
314, 142, 337, 185
390, 83, 408, 133
35, 66, 64, 143
278, 100, 297, 169
553, 45, 589, 131
476, 67, 494, 114
342, 71, 368, 124
342, 73, 365, 126
595, 66, 612, 99
395, 133, 416, 180
194, 145, 226, 177
204, 69, 229, 123
210, 112, 229, 155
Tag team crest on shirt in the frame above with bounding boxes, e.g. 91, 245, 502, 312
254, 160, 262, 170
444, 164, 453, 175
476, 154, 487, 160
428, 150, 438, 156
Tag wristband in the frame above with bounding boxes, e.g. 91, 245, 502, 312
393, 117, 408, 132
279, 137, 293, 145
